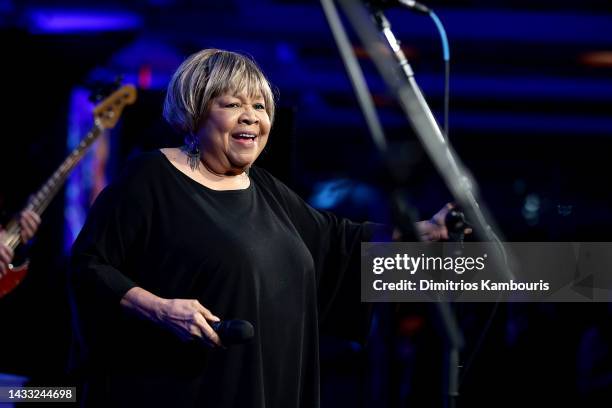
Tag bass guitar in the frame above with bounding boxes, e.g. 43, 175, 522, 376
0, 84, 137, 298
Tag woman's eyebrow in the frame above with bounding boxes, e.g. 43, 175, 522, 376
231, 92, 264, 100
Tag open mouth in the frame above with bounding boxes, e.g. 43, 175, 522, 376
232, 132, 257, 141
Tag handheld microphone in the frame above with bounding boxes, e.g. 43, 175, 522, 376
445, 208, 469, 243
211, 319, 254, 346
367, 0, 431, 14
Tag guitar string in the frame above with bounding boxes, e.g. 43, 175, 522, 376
1, 89, 133, 279
3, 126, 102, 252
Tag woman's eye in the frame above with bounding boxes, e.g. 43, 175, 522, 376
254, 103, 265, 110
225, 102, 240, 108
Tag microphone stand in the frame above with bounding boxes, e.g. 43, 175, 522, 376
320, 0, 462, 405
362, 12, 515, 407
333, 0, 515, 284
440, 210, 468, 408
319, 0, 515, 406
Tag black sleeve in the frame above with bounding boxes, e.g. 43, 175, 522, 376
252, 167, 392, 343
69, 155, 155, 311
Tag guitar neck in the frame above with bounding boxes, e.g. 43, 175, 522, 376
1, 84, 136, 254
27, 124, 103, 216
1, 123, 104, 251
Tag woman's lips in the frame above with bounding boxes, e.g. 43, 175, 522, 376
231, 132, 257, 146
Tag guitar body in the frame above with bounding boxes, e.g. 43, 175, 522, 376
0, 260, 29, 297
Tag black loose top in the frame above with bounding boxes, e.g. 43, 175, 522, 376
69, 151, 388, 408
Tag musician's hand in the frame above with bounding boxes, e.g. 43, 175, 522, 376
415, 202, 471, 242
158, 298, 223, 348
19, 210, 40, 242
0, 235, 14, 275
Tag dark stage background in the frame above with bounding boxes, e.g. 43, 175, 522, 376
1, 0, 611, 406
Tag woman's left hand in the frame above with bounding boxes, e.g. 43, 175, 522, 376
407, 203, 471, 242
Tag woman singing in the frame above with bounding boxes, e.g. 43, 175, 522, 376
69, 49, 451, 407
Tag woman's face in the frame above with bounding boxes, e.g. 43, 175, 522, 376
196, 91, 271, 175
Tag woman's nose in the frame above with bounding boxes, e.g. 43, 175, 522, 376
239, 107, 259, 124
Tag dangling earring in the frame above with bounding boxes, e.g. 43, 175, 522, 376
183, 135, 200, 171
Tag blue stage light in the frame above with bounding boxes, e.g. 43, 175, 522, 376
26, 8, 142, 34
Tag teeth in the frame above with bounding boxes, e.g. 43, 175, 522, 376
238, 133, 255, 138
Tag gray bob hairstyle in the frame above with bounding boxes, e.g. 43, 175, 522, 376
163, 49, 276, 136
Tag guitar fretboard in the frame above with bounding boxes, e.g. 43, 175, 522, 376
1, 122, 104, 251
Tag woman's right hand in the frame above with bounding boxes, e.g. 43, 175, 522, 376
158, 298, 222, 347
121, 287, 222, 348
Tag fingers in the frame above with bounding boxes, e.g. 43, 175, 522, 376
193, 310, 222, 347
192, 300, 222, 346
418, 202, 472, 242
195, 300, 220, 323
0, 244, 14, 263
22, 210, 41, 228
431, 202, 453, 226
19, 210, 41, 242
439, 226, 449, 241
421, 226, 448, 242
416, 220, 448, 242
179, 300, 221, 347
159, 298, 223, 347
0, 244, 14, 275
